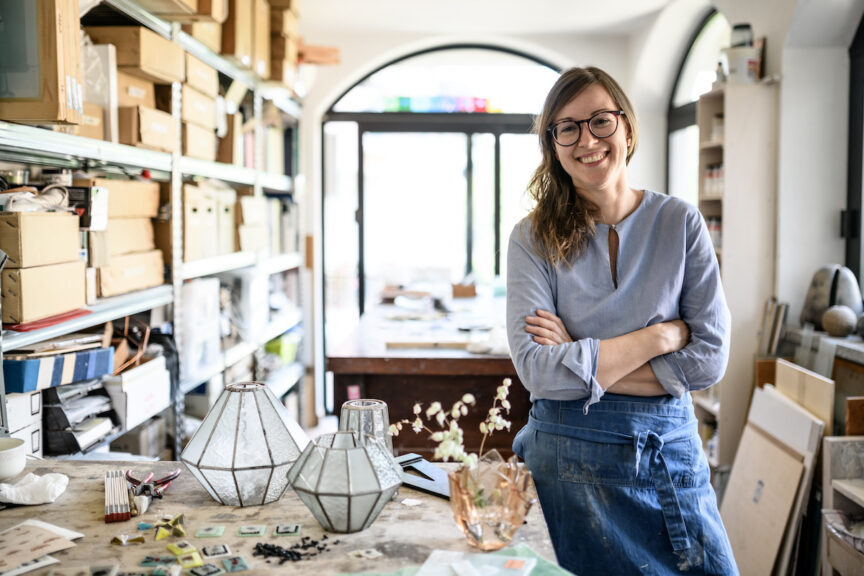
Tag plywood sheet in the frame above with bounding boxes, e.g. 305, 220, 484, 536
720, 424, 804, 576
774, 358, 834, 431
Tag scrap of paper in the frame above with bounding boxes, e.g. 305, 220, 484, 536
0, 525, 75, 570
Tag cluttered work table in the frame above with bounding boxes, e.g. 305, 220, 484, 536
0, 459, 558, 575
328, 297, 528, 458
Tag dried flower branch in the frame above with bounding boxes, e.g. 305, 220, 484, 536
389, 378, 512, 466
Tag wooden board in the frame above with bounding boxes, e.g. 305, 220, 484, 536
749, 385, 824, 576
774, 358, 835, 432
720, 424, 804, 576
847, 396, 864, 436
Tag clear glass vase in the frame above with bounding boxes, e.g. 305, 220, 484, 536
447, 450, 536, 551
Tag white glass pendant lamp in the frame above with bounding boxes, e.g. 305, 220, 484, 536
181, 382, 310, 506
288, 431, 402, 533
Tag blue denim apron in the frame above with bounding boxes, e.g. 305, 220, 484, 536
513, 393, 738, 576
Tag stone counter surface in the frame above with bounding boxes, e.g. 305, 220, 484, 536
0, 460, 556, 574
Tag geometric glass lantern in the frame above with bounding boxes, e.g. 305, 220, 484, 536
338, 399, 393, 454
287, 431, 402, 533
180, 382, 309, 507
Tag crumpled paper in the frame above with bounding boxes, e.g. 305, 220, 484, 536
0, 473, 69, 504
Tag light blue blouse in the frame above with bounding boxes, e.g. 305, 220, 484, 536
506, 189, 730, 410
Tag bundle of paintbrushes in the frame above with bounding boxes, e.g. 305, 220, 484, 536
104, 469, 131, 522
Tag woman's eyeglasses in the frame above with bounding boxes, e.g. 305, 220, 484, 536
547, 110, 624, 147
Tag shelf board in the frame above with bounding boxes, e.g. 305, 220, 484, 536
180, 361, 224, 395
265, 361, 304, 398
262, 309, 302, 344
0, 121, 172, 172
700, 140, 724, 150
179, 157, 257, 186
2, 285, 173, 353
180, 251, 302, 280
181, 251, 258, 280
834, 478, 864, 508
260, 172, 293, 194
694, 395, 720, 417
259, 252, 302, 275
102, 0, 173, 38
223, 341, 256, 368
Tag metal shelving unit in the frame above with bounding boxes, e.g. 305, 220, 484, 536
0, 0, 305, 453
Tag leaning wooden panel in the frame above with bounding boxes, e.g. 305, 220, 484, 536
720, 424, 804, 576
0, 0, 72, 123
774, 358, 835, 433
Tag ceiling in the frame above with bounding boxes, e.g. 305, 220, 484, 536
300, 0, 675, 36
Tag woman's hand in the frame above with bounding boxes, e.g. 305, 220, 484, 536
525, 309, 573, 346
655, 319, 691, 354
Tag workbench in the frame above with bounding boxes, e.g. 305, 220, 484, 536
327, 302, 528, 458
0, 459, 557, 574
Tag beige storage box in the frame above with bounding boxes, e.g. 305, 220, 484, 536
0, 212, 80, 268
1, 261, 86, 324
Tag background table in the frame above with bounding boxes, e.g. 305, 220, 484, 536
327, 302, 529, 458
0, 459, 556, 574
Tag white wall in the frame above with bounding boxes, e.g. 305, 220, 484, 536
777, 46, 850, 320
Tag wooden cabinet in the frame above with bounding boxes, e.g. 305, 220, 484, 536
692, 82, 779, 473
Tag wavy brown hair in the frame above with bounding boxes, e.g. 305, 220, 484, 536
527, 66, 639, 265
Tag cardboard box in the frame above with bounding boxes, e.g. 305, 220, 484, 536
110, 415, 167, 457
73, 178, 160, 219
185, 53, 219, 98
222, 0, 254, 68
269, 0, 300, 14
106, 218, 155, 256
0, 212, 80, 268
299, 42, 340, 65
118, 106, 180, 153
2, 391, 42, 434
104, 356, 172, 430
135, 0, 196, 17
215, 188, 237, 254
116, 71, 156, 108
1, 261, 86, 324
253, 0, 271, 79
98, 250, 163, 297
217, 112, 244, 165
78, 103, 105, 140
270, 58, 297, 87
84, 26, 185, 84
182, 22, 222, 53
236, 195, 268, 226
155, 84, 216, 130
184, 184, 219, 260
183, 122, 217, 161
271, 36, 299, 66
3, 346, 114, 394
237, 224, 268, 253
141, 0, 227, 22
270, 8, 298, 38
196, 0, 228, 22
10, 421, 42, 458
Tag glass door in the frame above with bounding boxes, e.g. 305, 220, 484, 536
361, 131, 469, 311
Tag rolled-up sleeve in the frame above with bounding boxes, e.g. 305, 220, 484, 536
506, 222, 605, 407
650, 210, 730, 396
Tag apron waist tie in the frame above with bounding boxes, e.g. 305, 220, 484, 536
528, 415, 696, 552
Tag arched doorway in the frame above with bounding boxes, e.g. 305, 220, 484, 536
321, 46, 559, 385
